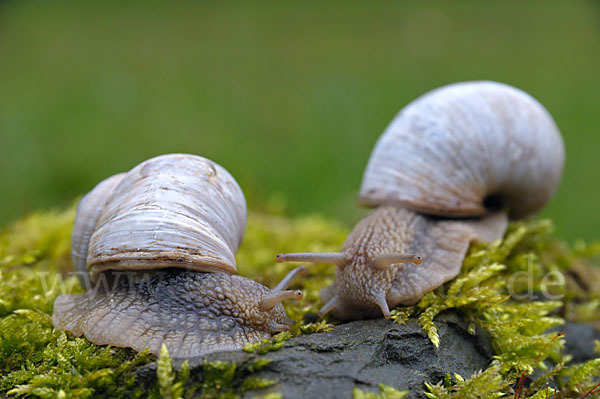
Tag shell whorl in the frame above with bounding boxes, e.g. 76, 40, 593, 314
72, 154, 247, 282
71, 173, 127, 278
358, 81, 565, 219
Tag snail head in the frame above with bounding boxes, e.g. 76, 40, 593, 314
254, 265, 306, 333
276, 252, 421, 319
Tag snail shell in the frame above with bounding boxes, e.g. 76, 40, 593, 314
277, 81, 564, 321
54, 154, 303, 358
359, 81, 565, 219
71, 153, 246, 283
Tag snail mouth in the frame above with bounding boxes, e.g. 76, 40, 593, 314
483, 193, 505, 212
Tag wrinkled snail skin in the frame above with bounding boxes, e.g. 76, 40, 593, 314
53, 154, 304, 359
53, 269, 303, 359
278, 81, 564, 321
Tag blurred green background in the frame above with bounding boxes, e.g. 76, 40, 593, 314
0, 0, 598, 241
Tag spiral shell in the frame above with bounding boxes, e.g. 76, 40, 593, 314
71, 154, 247, 282
358, 81, 565, 218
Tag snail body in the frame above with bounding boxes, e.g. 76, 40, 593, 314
53, 154, 303, 359
278, 81, 564, 321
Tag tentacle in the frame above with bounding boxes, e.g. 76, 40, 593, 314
373, 293, 391, 319
371, 253, 422, 270
318, 295, 339, 317
276, 252, 349, 267
269, 321, 291, 333
260, 290, 303, 311
273, 265, 307, 292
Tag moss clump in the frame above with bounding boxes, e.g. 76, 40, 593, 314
401, 220, 600, 398
353, 383, 408, 399
0, 206, 599, 398
0, 206, 346, 398
154, 344, 277, 399
0, 207, 153, 397
157, 344, 189, 399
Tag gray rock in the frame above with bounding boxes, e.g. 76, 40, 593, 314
134, 311, 600, 398
557, 322, 600, 364
243, 312, 492, 399
136, 310, 493, 398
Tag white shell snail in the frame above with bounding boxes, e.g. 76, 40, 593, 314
277, 81, 565, 320
53, 154, 304, 359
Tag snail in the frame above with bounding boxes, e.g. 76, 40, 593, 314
277, 81, 565, 321
53, 154, 304, 359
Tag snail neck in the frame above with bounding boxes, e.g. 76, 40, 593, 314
341, 205, 422, 259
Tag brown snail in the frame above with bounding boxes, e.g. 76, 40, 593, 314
53, 154, 304, 359
277, 81, 565, 321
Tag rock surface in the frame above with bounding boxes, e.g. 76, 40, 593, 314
137, 311, 493, 398
134, 311, 600, 398
240, 313, 493, 398
558, 321, 600, 364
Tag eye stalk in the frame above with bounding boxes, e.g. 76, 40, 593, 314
260, 290, 303, 312
371, 253, 423, 270
272, 265, 307, 292
276, 252, 349, 267
259, 266, 306, 312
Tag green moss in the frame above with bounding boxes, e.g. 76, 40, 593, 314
404, 219, 600, 398
0, 207, 599, 398
179, 358, 277, 399
0, 206, 346, 398
353, 383, 408, 399
242, 332, 292, 355
157, 345, 189, 399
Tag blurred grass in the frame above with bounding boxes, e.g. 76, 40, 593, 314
0, 0, 598, 241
